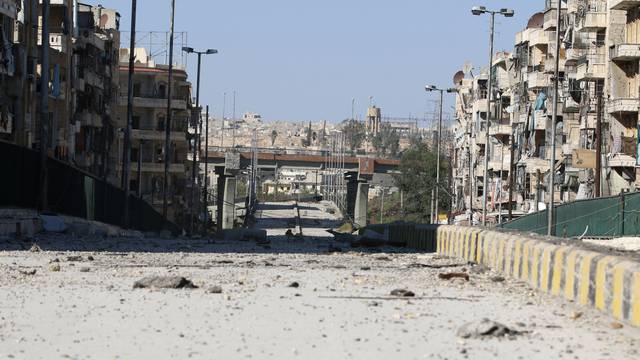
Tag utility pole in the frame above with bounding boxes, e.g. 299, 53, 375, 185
162, 0, 176, 221
435, 89, 443, 223
221, 92, 226, 147
38, 0, 51, 212
190, 53, 203, 235
471, 6, 514, 226
595, 93, 602, 198
137, 140, 143, 196
481, 12, 495, 227
122, 0, 137, 227
547, 0, 562, 236
508, 132, 515, 221
203, 106, 210, 234
232, 91, 236, 148
380, 189, 385, 224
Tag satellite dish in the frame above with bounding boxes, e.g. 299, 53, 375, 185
453, 71, 465, 86
527, 12, 544, 29
463, 61, 473, 75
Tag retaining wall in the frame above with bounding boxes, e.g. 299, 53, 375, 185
411, 225, 640, 327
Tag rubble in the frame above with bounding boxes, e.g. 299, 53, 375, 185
132, 276, 197, 289
457, 319, 524, 339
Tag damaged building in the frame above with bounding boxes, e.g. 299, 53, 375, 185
452, 0, 640, 225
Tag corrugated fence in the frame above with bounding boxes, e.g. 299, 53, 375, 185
499, 192, 640, 238
0, 140, 179, 233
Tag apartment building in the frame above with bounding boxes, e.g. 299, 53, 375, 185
1, 1, 120, 176
453, 0, 640, 225
115, 48, 192, 225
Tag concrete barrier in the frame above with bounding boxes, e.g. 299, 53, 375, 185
429, 226, 640, 328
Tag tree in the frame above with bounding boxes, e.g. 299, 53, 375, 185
393, 145, 450, 223
372, 123, 400, 158
302, 121, 313, 147
341, 119, 366, 152
270, 130, 278, 146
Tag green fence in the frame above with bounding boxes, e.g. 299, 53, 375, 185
500, 192, 640, 238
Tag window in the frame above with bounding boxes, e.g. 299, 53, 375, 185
133, 83, 141, 97
132, 116, 140, 129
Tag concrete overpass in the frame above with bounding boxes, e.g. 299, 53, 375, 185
202, 149, 400, 230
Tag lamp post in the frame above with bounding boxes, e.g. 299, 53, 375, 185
122, 0, 137, 228
182, 47, 218, 235
547, 0, 562, 236
162, 0, 176, 221
471, 6, 514, 227
425, 85, 456, 224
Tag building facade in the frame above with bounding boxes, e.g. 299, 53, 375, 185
452, 0, 640, 225
115, 48, 192, 225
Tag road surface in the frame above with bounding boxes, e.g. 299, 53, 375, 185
0, 201, 638, 359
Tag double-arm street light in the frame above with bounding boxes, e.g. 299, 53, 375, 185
425, 85, 456, 224
182, 47, 218, 235
471, 6, 514, 226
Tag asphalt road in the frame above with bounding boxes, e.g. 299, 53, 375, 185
0, 201, 638, 359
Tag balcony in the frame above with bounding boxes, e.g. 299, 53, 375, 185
124, 129, 187, 142
609, 44, 640, 62
533, 110, 549, 130
118, 96, 188, 110
609, 154, 636, 168
607, 98, 640, 114
575, 12, 607, 32
130, 162, 185, 174
580, 113, 598, 130
566, 48, 586, 64
527, 72, 550, 89
530, 30, 552, 46
610, 0, 640, 10
472, 99, 488, 114
543, 9, 559, 31
576, 57, 606, 81
489, 124, 512, 137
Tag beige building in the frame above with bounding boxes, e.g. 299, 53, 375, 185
452, 0, 640, 225
115, 48, 192, 225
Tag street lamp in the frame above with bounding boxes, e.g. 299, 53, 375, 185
471, 5, 514, 227
182, 46, 219, 235
425, 85, 456, 224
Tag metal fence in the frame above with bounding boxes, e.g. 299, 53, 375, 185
0, 140, 179, 233
500, 192, 640, 238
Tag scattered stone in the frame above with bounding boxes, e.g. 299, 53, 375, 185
439, 272, 470, 281
79, 267, 90, 273
29, 244, 42, 253
49, 264, 61, 272
469, 264, 489, 274
360, 266, 371, 271
206, 286, 223, 294
375, 256, 392, 261
457, 319, 524, 339
49, 258, 60, 263
610, 322, 624, 330
570, 311, 583, 320
19, 269, 37, 276
66, 255, 83, 262
87, 255, 95, 261
390, 289, 415, 297
133, 276, 197, 289
288, 282, 300, 288
490, 276, 506, 283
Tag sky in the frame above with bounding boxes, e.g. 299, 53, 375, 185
97, 0, 541, 124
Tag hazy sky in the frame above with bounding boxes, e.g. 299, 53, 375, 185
97, 0, 541, 123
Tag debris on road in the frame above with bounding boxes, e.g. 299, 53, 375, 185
48, 264, 61, 272
457, 319, 525, 339
19, 269, 37, 276
439, 272, 470, 281
390, 289, 415, 297
29, 244, 42, 253
610, 322, 624, 330
288, 281, 300, 288
66, 255, 83, 262
490, 275, 506, 282
206, 286, 223, 294
132, 276, 197, 289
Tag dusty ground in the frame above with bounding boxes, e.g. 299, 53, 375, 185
584, 237, 640, 252
0, 201, 639, 359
